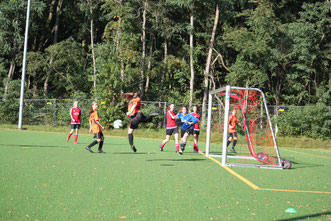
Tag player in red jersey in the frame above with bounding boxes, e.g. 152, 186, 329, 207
226, 109, 240, 153
122, 92, 159, 152
66, 101, 81, 144
191, 105, 200, 153
85, 101, 105, 153
160, 103, 180, 153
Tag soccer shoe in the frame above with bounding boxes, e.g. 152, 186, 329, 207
131, 145, 137, 152
85, 146, 93, 153
193, 150, 198, 153
74, 141, 77, 144
181, 147, 185, 152
98, 150, 106, 154
160, 146, 163, 151
230, 148, 237, 154
176, 150, 183, 155
149, 113, 159, 117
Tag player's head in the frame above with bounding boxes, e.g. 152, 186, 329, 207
232, 109, 237, 115
168, 103, 175, 111
133, 92, 140, 98
192, 105, 198, 113
73, 101, 78, 108
181, 106, 188, 115
89, 101, 98, 114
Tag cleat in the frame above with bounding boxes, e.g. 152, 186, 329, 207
131, 145, 137, 152
74, 141, 77, 144
149, 113, 159, 117
230, 148, 237, 154
66, 139, 69, 142
85, 146, 93, 153
181, 147, 185, 152
176, 150, 183, 155
98, 150, 106, 154
193, 150, 198, 153
160, 146, 163, 151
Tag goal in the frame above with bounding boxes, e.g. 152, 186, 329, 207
205, 85, 283, 169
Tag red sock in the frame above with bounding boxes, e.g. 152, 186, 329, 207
194, 144, 199, 151
160, 143, 165, 148
176, 144, 179, 151
74, 135, 78, 143
67, 133, 73, 141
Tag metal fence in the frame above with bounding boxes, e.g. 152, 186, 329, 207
1, 98, 328, 130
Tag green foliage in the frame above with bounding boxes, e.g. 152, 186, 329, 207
277, 104, 331, 140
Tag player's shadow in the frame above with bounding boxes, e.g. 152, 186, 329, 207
0, 144, 69, 148
147, 158, 206, 162
276, 211, 330, 221
112, 152, 155, 155
286, 159, 324, 169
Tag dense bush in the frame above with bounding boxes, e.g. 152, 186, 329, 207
277, 104, 331, 139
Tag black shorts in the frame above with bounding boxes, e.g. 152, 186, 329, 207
229, 132, 237, 139
129, 112, 152, 129
93, 132, 104, 139
166, 127, 178, 135
181, 128, 194, 137
193, 130, 200, 135
71, 124, 80, 129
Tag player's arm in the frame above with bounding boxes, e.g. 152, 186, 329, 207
70, 109, 75, 122
89, 120, 92, 133
95, 120, 105, 130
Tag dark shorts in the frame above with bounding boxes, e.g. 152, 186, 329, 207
93, 132, 104, 139
71, 124, 80, 129
181, 128, 194, 138
166, 127, 179, 135
229, 132, 237, 139
193, 130, 200, 135
129, 112, 153, 129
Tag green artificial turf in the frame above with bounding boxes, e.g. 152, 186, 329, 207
0, 129, 330, 220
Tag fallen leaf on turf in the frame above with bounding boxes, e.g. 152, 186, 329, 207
119, 216, 127, 219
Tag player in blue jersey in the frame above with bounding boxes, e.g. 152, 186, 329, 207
177, 106, 199, 154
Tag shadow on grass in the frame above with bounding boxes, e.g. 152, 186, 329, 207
160, 164, 174, 166
0, 144, 69, 148
147, 158, 206, 162
112, 152, 155, 155
276, 211, 330, 221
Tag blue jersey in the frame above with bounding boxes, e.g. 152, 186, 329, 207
177, 113, 198, 130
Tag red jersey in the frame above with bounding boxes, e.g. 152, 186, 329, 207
166, 110, 177, 129
70, 107, 81, 124
89, 111, 101, 133
191, 112, 200, 130
228, 114, 237, 133
127, 97, 141, 117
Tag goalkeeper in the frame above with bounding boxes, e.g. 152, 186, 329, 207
177, 106, 199, 154
227, 109, 240, 153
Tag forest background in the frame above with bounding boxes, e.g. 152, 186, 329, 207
0, 0, 330, 139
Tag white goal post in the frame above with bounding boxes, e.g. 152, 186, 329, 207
205, 85, 283, 169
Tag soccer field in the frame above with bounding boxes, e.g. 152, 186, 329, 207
0, 129, 330, 220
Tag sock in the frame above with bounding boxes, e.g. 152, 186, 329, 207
160, 143, 165, 148
194, 144, 199, 151
98, 141, 104, 151
67, 133, 73, 141
128, 134, 134, 146
226, 140, 231, 147
176, 144, 179, 151
180, 142, 186, 149
74, 135, 78, 143
232, 140, 237, 149
88, 140, 98, 148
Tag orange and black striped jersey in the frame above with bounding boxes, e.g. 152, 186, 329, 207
89, 111, 101, 133
127, 97, 141, 117
228, 114, 237, 133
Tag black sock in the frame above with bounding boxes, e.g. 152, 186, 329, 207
98, 141, 104, 151
88, 140, 98, 148
128, 134, 134, 146
232, 140, 237, 149
227, 140, 231, 147
180, 142, 186, 148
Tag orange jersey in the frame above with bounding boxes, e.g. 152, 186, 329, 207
127, 97, 141, 117
89, 111, 102, 133
228, 114, 237, 133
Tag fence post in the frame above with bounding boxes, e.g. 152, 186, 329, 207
163, 102, 167, 128
53, 99, 57, 126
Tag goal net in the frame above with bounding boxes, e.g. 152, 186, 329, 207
205, 86, 282, 169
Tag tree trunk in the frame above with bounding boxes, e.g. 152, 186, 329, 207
145, 34, 153, 94
189, 5, 195, 109
140, 1, 147, 98
90, 3, 97, 89
44, 0, 63, 98
39, 0, 56, 51
3, 62, 15, 100
201, 4, 219, 127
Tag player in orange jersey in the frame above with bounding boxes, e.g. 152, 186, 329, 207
85, 101, 105, 153
226, 109, 240, 153
122, 92, 158, 152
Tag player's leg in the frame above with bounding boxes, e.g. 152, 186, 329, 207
67, 125, 75, 141
97, 133, 105, 153
141, 112, 159, 123
180, 131, 190, 153
226, 133, 233, 147
74, 124, 80, 144
174, 128, 180, 153
128, 116, 138, 152
160, 132, 171, 151
128, 127, 137, 152
231, 132, 238, 153
193, 131, 199, 152
85, 133, 99, 153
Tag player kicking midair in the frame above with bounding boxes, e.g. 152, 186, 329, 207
191, 106, 200, 153
66, 101, 81, 144
122, 92, 159, 152
177, 106, 198, 154
85, 102, 105, 153
160, 103, 180, 153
